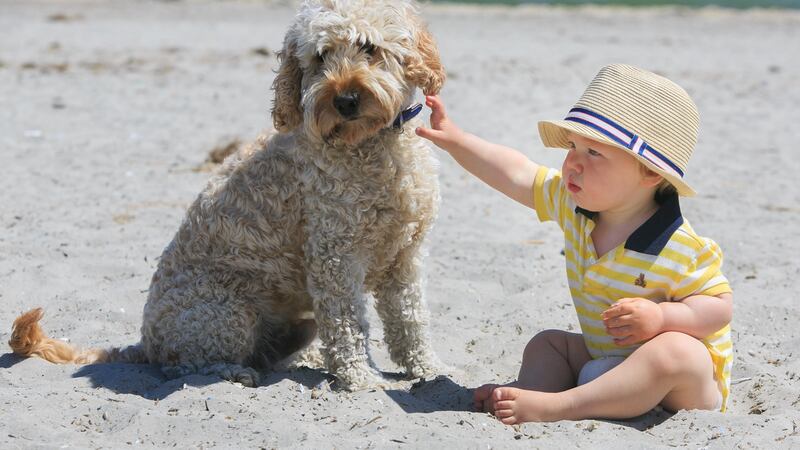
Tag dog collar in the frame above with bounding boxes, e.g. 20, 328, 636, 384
391, 103, 423, 129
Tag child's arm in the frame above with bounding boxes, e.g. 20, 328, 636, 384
660, 292, 733, 337
601, 293, 733, 346
415, 95, 540, 209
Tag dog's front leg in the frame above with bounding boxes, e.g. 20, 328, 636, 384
304, 240, 387, 391
374, 243, 442, 380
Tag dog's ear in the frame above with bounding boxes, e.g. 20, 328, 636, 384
271, 32, 304, 132
405, 24, 446, 95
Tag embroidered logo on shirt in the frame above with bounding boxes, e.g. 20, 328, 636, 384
635, 273, 647, 288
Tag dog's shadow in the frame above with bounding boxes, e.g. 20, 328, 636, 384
385, 375, 473, 413
3, 350, 471, 409
70, 361, 475, 411
72, 362, 177, 399
3, 353, 672, 426
71, 359, 474, 413
0, 352, 26, 368
68, 363, 343, 400
2, 352, 182, 399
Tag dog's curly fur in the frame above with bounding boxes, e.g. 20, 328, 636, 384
9, 0, 445, 391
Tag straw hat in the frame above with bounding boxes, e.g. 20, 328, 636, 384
538, 64, 699, 196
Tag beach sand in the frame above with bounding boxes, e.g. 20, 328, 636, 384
1, 0, 799, 447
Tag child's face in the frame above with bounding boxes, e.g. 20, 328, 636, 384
562, 133, 656, 213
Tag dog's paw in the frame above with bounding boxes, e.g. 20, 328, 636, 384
406, 355, 451, 380
161, 363, 260, 387
279, 343, 326, 371
335, 369, 398, 391
230, 368, 260, 387
161, 363, 200, 380
198, 363, 261, 387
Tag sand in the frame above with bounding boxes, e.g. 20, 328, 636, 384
1, 0, 799, 448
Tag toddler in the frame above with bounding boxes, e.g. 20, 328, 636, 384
416, 64, 733, 424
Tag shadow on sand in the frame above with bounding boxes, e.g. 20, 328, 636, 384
385, 375, 473, 413
613, 407, 674, 431
68, 363, 341, 400
0, 352, 26, 369
387, 374, 673, 430
4, 351, 469, 411
3, 352, 671, 427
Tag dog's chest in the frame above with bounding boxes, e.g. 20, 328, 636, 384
305, 162, 420, 216
299, 148, 434, 248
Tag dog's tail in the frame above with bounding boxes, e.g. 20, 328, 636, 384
8, 307, 147, 364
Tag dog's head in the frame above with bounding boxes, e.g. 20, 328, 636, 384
271, 0, 445, 147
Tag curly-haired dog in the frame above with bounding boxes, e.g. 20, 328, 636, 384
9, 0, 445, 390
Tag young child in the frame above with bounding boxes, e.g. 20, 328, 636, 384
415, 64, 733, 424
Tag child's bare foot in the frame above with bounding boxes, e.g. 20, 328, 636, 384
492, 387, 566, 424
472, 383, 499, 412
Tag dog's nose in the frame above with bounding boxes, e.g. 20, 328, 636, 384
333, 92, 360, 119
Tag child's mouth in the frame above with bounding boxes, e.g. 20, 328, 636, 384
567, 181, 581, 193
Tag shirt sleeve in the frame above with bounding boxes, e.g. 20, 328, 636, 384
672, 238, 732, 299
532, 166, 570, 231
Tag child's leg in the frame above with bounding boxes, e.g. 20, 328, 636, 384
473, 329, 591, 412
493, 331, 720, 424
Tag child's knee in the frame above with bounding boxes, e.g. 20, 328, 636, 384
645, 331, 711, 376
526, 329, 567, 351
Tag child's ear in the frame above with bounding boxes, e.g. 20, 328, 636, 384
641, 168, 664, 188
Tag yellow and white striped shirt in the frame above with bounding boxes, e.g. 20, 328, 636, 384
533, 166, 733, 411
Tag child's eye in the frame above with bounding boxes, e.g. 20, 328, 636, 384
588, 149, 602, 157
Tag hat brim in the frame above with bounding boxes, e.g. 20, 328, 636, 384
538, 120, 696, 197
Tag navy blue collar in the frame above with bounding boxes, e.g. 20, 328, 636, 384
391, 103, 423, 129
575, 192, 684, 256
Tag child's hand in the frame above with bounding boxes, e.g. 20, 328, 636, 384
601, 298, 664, 346
415, 95, 464, 152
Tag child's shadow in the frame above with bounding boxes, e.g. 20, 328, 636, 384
385, 375, 473, 413
613, 407, 673, 431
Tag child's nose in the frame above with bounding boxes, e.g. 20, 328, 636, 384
564, 150, 583, 173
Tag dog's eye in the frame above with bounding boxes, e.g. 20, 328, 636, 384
360, 42, 376, 56
315, 50, 327, 63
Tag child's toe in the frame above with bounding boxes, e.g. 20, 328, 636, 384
494, 407, 513, 419
494, 386, 516, 401
500, 415, 518, 425
495, 400, 514, 411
